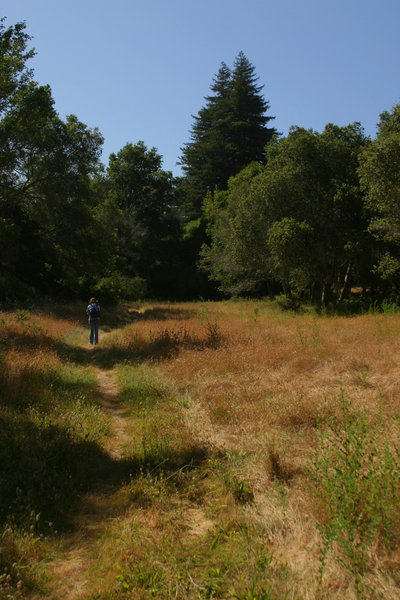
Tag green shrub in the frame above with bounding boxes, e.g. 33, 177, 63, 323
93, 272, 147, 303
307, 389, 400, 597
381, 298, 400, 314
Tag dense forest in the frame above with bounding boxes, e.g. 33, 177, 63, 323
1, 18, 400, 307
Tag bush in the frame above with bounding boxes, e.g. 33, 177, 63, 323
307, 389, 400, 597
93, 272, 147, 303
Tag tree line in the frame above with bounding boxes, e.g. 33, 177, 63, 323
1, 18, 400, 307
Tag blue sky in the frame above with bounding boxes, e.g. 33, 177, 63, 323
2, 0, 399, 175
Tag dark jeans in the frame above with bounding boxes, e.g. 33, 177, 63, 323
89, 317, 99, 344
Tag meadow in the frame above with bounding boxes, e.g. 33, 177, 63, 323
0, 300, 399, 599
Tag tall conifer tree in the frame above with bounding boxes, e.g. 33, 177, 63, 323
180, 52, 275, 215
229, 51, 275, 171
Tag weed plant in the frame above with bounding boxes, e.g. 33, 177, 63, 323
115, 364, 209, 476
308, 388, 400, 597
296, 317, 320, 351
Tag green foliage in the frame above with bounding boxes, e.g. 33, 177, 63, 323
307, 389, 400, 597
116, 563, 166, 595
0, 19, 119, 301
225, 475, 255, 504
359, 103, 400, 293
201, 163, 268, 296
202, 123, 372, 303
380, 297, 400, 314
232, 585, 277, 600
353, 365, 370, 388
360, 103, 400, 236
106, 141, 184, 297
2, 17, 400, 307
180, 52, 275, 216
296, 317, 320, 351
0, 17, 35, 117
267, 217, 315, 296
93, 272, 147, 303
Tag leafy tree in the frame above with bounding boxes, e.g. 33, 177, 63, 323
202, 124, 372, 303
106, 141, 182, 297
179, 52, 275, 216
0, 19, 117, 300
266, 217, 315, 297
201, 162, 267, 295
0, 18, 34, 117
359, 104, 400, 291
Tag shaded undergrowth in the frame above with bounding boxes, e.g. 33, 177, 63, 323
0, 352, 109, 530
40, 302, 197, 329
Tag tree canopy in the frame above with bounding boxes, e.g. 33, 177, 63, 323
179, 52, 276, 216
0, 19, 117, 300
1, 18, 400, 308
201, 123, 373, 304
359, 104, 400, 288
106, 141, 182, 297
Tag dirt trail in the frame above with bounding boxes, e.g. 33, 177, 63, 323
95, 368, 132, 460
40, 331, 229, 598
40, 354, 131, 600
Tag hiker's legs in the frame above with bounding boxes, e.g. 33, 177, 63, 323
89, 318, 99, 345
93, 319, 99, 345
89, 319, 94, 344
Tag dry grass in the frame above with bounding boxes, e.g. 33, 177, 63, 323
112, 300, 400, 598
1, 300, 400, 599
115, 302, 400, 438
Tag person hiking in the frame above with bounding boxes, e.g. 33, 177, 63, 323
86, 297, 100, 345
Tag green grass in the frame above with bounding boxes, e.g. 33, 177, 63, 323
308, 389, 400, 598
0, 361, 110, 529
111, 520, 290, 600
115, 364, 172, 411
0, 342, 113, 597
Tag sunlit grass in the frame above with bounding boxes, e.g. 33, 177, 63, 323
114, 300, 400, 598
1, 301, 400, 599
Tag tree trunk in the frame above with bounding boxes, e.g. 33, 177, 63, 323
321, 282, 327, 305
337, 263, 352, 303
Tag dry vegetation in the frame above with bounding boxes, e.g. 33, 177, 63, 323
1, 300, 400, 599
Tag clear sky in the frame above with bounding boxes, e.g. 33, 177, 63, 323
2, 0, 399, 175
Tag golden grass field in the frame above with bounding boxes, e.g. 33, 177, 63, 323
0, 300, 399, 599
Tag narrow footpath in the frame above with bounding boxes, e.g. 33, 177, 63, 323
36, 345, 132, 600
34, 330, 225, 599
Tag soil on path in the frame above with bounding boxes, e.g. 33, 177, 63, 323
95, 368, 132, 460
38, 345, 132, 600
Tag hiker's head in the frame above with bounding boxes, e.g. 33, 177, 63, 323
89, 297, 97, 304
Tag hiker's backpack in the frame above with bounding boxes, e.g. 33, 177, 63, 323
89, 304, 100, 318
